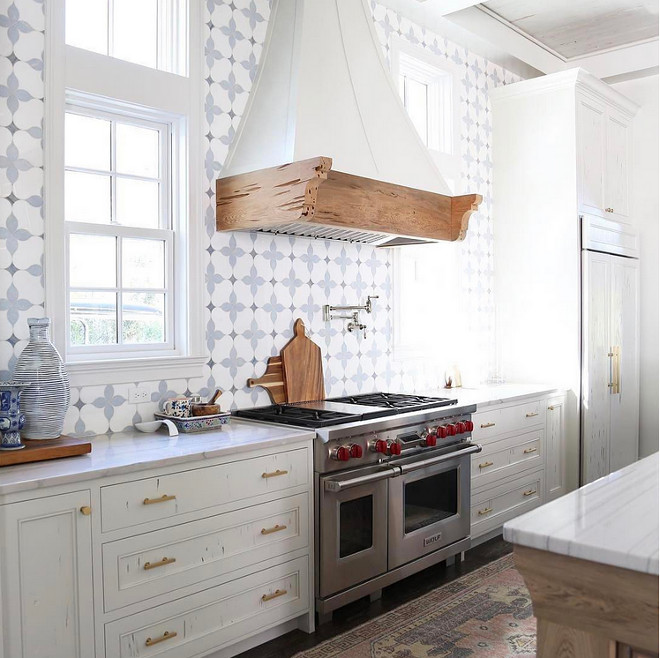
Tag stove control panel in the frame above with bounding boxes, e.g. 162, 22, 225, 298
320, 412, 474, 472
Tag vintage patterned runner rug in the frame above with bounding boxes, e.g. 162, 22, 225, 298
296, 554, 536, 658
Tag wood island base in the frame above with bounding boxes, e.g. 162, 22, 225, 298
513, 545, 659, 658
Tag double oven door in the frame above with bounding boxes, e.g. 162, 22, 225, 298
318, 443, 478, 599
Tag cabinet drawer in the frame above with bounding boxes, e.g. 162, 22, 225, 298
101, 448, 309, 532
471, 429, 543, 487
105, 556, 309, 658
102, 493, 309, 612
471, 470, 543, 538
472, 399, 543, 440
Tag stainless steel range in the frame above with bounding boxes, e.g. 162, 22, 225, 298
233, 392, 481, 622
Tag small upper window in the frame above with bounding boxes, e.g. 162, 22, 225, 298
397, 51, 454, 156
65, 0, 187, 74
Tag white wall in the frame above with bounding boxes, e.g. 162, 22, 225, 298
610, 75, 659, 458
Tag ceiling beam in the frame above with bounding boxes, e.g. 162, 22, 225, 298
570, 39, 659, 81
443, 6, 566, 74
415, 0, 483, 16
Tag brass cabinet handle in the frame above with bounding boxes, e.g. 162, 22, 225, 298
80, 506, 91, 516
547, 405, 555, 411
523, 489, 537, 497
144, 557, 176, 571
261, 588, 287, 602
145, 631, 177, 646
525, 412, 538, 418
523, 447, 537, 454
261, 524, 287, 535
262, 469, 288, 479
605, 207, 614, 213
143, 494, 176, 505
478, 507, 493, 516
612, 345, 621, 394
478, 461, 494, 469
480, 422, 495, 429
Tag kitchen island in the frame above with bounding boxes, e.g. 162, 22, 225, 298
504, 453, 659, 657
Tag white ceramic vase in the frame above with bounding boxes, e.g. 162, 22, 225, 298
14, 318, 71, 439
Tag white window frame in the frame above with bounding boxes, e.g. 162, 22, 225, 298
391, 37, 461, 190
44, 0, 206, 387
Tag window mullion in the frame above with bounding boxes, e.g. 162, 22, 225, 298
116, 234, 123, 345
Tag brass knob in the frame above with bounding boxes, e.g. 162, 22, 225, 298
80, 506, 92, 516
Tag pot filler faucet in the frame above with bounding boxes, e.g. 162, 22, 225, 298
322, 295, 378, 338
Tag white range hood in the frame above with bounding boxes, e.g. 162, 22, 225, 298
217, 0, 481, 246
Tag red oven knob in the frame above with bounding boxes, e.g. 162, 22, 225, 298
388, 441, 402, 456
332, 446, 350, 461
349, 444, 363, 459
373, 439, 388, 454
447, 424, 457, 436
424, 434, 437, 447
437, 426, 448, 439
465, 420, 474, 432
457, 422, 466, 434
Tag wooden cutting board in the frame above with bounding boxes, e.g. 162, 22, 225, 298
0, 436, 91, 467
281, 319, 325, 403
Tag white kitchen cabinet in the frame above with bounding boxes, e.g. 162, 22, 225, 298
582, 251, 639, 483
491, 68, 639, 493
545, 395, 567, 500
0, 491, 95, 658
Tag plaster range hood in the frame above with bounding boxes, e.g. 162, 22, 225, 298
215, 0, 482, 247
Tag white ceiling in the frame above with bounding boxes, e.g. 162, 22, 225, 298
480, 0, 659, 59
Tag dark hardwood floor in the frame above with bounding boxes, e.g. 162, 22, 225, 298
237, 535, 512, 658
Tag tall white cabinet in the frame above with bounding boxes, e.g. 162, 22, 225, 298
490, 68, 639, 490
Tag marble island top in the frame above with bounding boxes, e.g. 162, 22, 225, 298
0, 421, 315, 497
504, 453, 659, 575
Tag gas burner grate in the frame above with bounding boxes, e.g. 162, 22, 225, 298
232, 404, 362, 428
328, 392, 457, 410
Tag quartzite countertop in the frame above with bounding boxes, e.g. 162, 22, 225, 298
446, 383, 567, 409
504, 452, 659, 575
0, 420, 315, 497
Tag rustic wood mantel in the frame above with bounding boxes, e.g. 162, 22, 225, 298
216, 156, 482, 245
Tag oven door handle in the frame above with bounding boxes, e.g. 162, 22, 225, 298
396, 442, 483, 475
323, 467, 398, 492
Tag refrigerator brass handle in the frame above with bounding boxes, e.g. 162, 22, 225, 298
261, 524, 287, 535
612, 346, 621, 394
261, 589, 287, 602
145, 631, 177, 646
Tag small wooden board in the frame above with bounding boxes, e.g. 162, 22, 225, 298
248, 355, 287, 404
280, 318, 325, 403
0, 436, 92, 467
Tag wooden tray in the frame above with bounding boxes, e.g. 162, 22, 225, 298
0, 436, 92, 467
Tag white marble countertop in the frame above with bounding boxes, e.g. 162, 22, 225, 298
418, 383, 566, 409
0, 421, 315, 497
504, 453, 659, 575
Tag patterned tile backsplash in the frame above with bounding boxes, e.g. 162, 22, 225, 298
0, 0, 521, 436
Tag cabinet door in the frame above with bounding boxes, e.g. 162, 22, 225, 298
0, 491, 94, 658
609, 256, 639, 472
577, 95, 606, 216
604, 109, 631, 222
545, 395, 567, 500
582, 251, 611, 484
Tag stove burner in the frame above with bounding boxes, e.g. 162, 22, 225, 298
233, 404, 362, 428
329, 392, 457, 411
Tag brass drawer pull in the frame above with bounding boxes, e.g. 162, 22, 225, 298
480, 422, 495, 429
145, 631, 177, 646
478, 461, 494, 469
478, 507, 493, 516
525, 412, 538, 418
80, 506, 91, 516
548, 405, 555, 411
261, 588, 287, 602
144, 557, 176, 571
143, 494, 176, 505
262, 469, 288, 479
523, 447, 537, 454
261, 524, 287, 535
523, 489, 537, 497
